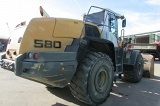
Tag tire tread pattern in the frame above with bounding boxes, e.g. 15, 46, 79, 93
123, 54, 144, 83
70, 52, 113, 105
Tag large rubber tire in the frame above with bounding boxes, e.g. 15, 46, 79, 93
69, 52, 114, 105
124, 54, 144, 83
158, 52, 160, 61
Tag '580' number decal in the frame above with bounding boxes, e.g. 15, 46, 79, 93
34, 39, 61, 48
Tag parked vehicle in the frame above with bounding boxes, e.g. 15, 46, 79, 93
1, 6, 144, 105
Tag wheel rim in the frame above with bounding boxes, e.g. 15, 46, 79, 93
95, 67, 108, 93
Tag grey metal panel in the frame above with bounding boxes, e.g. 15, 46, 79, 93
15, 53, 26, 75
65, 46, 79, 52
15, 53, 78, 88
24, 52, 77, 62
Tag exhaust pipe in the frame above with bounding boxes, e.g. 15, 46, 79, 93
39, 6, 50, 17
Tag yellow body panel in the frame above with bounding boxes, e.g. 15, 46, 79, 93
5, 17, 86, 60
19, 18, 80, 54
19, 37, 73, 54
53, 18, 84, 38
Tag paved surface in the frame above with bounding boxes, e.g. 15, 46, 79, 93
0, 60, 160, 106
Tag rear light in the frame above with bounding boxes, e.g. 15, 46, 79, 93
27, 52, 39, 59
33, 53, 38, 59
28, 52, 32, 59
126, 44, 131, 50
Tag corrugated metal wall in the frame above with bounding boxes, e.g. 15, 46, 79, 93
126, 32, 160, 43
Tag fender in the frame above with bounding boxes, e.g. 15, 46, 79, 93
123, 50, 140, 65
65, 37, 116, 68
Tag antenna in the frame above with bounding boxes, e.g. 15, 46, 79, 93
74, 0, 83, 13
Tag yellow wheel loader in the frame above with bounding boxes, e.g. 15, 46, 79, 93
1, 6, 144, 105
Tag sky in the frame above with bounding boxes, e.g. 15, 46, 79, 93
0, 0, 160, 38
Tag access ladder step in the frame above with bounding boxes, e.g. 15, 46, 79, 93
116, 64, 122, 67
117, 56, 121, 58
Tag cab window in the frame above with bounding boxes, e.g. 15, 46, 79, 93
108, 13, 118, 37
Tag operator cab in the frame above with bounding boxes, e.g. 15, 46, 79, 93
84, 6, 126, 47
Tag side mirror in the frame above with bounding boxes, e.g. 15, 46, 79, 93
122, 19, 126, 28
